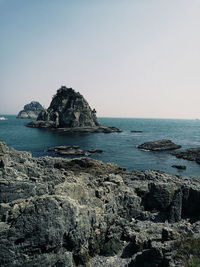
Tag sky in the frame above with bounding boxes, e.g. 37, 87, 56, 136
1, 0, 200, 119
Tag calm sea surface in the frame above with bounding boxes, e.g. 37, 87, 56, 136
0, 115, 200, 177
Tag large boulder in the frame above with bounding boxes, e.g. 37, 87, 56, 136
17, 101, 44, 119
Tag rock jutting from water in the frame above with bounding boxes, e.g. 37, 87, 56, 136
1, 141, 200, 267
172, 148, 200, 165
17, 101, 44, 119
138, 139, 181, 151
172, 165, 186, 170
26, 86, 121, 133
47, 146, 103, 156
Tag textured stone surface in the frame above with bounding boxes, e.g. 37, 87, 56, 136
138, 139, 181, 151
26, 86, 121, 133
0, 142, 200, 266
17, 101, 44, 119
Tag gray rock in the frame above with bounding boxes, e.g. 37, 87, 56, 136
1, 142, 200, 267
17, 101, 44, 119
138, 139, 181, 151
172, 148, 200, 165
26, 86, 121, 133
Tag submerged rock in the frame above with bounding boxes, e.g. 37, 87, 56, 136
47, 146, 103, 156
172, 165, 186, 170
172, 148, 200, 165
138, 139, 181, 151
26, 86, 121, 133
130, 130, 143, 133
47, 145, 86, 156
17, 101, 44, 119
1, 142, 200, 266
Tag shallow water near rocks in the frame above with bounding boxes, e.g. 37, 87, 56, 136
0, 115, 200, 177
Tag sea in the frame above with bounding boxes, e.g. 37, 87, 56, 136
0, 115, 200, 178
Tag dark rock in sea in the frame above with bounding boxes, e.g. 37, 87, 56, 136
172, 148, 200, 165
47, 146, 86, 156
47, 146, 103, 156
26, 86, 121, 133
1, 141, 200, 266
131, 130, 143, 133
17, 101, 44, 119
138, 139, 181, 151
172, 165, 186, 170
88, 149, 103, 153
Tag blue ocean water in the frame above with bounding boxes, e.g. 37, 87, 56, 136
0, 115, 200, 177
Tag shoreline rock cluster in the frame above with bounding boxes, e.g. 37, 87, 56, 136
17, 101, 44, 119
26, 86, 121, 133
1, 142, 200, 266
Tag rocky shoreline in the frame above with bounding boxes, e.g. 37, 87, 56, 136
0, 142, 200, 266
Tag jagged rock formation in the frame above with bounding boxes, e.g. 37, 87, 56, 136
27, 86, 121, 133
17, 101, 44, 119
1, 142, 200, 266
138, 139, 181, 151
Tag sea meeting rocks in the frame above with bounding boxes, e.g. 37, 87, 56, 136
17, 101, 44, 119
171, 148, 200, 165
47, 146, 103, 156
1, 141, 200, 266
26, 86, 121, 133
138, 139, 181, 151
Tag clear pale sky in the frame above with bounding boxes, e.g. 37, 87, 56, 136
1, 0, 200, 118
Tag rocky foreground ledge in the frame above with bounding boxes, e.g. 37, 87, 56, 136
0, 142, 200, 267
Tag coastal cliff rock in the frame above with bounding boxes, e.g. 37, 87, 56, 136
17, 101, 44, 119
0, 142, 200, 266
26, 86, 121, 133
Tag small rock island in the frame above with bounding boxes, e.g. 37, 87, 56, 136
138, 139, 181, 151
27, 86, 121, 133
17, 101, 44, 119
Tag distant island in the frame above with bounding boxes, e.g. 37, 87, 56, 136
27, 86, 121, 133
17, 101, 44, 119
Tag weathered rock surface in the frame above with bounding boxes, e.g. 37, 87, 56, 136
0, 142, 200, 267
172, 148, 200, 165
26, 86, 121, 133
17, 101, 44, 119
138, 139, 181, 151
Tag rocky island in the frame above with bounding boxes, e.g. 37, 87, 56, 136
17, 101, 44, 119
138, 139, 181, 151
27, 86, 121, 133
1, 141, 200, 267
